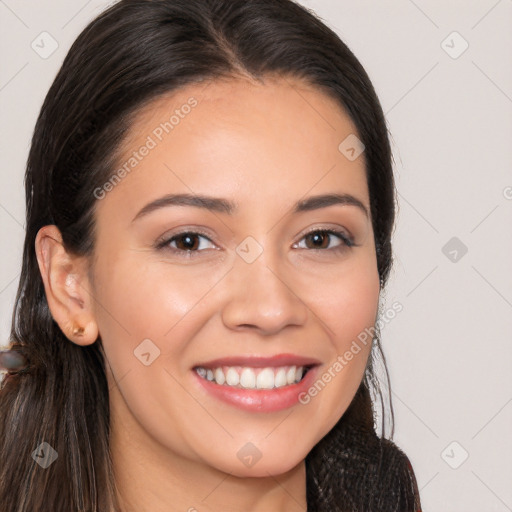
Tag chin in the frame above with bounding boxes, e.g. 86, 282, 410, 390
226, 458, 304, 479
204, 444, 308, 479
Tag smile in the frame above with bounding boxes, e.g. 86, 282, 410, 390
192, 353, 321, 412
194, 365, 310, 389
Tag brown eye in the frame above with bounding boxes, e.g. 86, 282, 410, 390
304, 231, 330, 249
156, 231, 216, 255
173, 233, 201, 251
297, 229, 353, 251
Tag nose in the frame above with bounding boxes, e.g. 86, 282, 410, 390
221, 251, 308, 336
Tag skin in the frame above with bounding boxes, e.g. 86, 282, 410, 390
35, 75, 380, 512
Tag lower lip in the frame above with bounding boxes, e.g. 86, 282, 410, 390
193, 366, 319, 412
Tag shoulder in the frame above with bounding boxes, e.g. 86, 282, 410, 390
371, 437, 423, 512
306, 425, 422, 511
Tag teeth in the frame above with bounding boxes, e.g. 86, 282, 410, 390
214, 367, 225, 385
274, 368, 287, 387
195, 365, 307, 389
225, 367, 240, 386
257, 368, 274, 389
286, 366, 296, 385
240, 368, 256, 388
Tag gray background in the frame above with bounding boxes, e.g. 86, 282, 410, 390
1, 1, 511, 510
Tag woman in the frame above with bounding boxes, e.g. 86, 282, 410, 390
0, 0, 422, 510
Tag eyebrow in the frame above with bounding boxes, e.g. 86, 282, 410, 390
131, 192, 369, 223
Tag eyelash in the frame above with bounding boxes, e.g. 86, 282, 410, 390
155, 228, 355, 258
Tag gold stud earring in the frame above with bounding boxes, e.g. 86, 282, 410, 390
72, 325, 85, 336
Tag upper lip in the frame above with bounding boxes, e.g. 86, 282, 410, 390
193, 353, 321, 369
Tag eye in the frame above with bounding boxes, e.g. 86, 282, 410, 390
155, 227, 354, 258
294, 228, 354, 252
156, 231, 216, 256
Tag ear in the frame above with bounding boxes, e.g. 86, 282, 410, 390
35, 225, 99, 346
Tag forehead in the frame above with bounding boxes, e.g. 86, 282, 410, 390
96, 75, 369, 221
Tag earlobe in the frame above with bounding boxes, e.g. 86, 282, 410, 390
34, 225, 99, 346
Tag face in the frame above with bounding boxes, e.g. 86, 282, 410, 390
86, 76, 380, 477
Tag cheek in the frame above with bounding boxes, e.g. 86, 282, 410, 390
90, 255, 222, 458
298, 252, 380, 430
327, 269, 380, 348
301, 247, 380, 345
91, 253, 228, 372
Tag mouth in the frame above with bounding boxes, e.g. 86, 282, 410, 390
191, 354, 321, 412
194, 364, 313, 390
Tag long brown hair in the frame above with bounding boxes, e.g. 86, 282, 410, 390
0, 1, 421, 510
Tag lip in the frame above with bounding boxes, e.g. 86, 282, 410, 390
192, 362, 321, 413
193, 353, 322, 369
